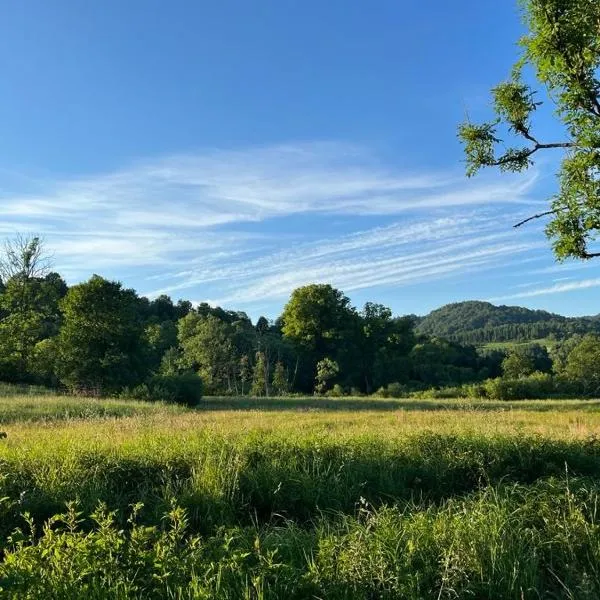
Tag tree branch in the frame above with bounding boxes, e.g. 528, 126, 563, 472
515, 123, 540, 146
490, 141, 575, 168
513, 208, 566, 228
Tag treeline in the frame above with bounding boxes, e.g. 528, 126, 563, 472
438, 322, 598, 346
415, 339, 600, 400
1, 238, 599, 402
417, 301, 600, 345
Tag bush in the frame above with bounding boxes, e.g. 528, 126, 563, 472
149, 373, 203, 406
408, 375, 562, 401
128, 383, 152, 401
461, 382, 488, 398
386, 382, 409, 398
411, 386, 470, 399
326, 384, 345, 397
374, 382, 411, 398
484, 372, 556, 400
129, 374, 203, 406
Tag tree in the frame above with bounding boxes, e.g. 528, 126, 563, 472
0, 236, 62, 381
315, 358, 339, 395
178, 313, 237, 393
502, 351, 536, 379
271, 361, 288, 396
158, 347, 184, 376
522, 343, 553, 373
144, 319, 178, 372
55, 275, 147, 393
175, 299, 193, 319
409, 337, 479, 386
550, 334, 583, 373
564, 334, 600, 395
0, 235, 52, 281
256, 316, 270, 335
0, 271, 66, 381
29, 337, 60, 386
251, 351, 269, 396
239, 355, 253, 395
359, 304, 415, 393
281, 284, 356, 390
281, 285, 354, 356
458, 0, 600, 259
148, 295, 177, 321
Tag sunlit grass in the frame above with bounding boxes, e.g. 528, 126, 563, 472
0, 395, 183, 425
1, 393, 600, 598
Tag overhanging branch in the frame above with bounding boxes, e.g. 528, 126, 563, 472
490, 141, 575, 169
513, 209, 565, 228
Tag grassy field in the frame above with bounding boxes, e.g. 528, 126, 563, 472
1, 395, 600, 598
479, 338, 556, 351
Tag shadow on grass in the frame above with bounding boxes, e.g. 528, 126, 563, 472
199, 396, 600, 413
6, 433, 600, 535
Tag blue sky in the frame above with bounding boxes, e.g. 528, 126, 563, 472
1, 0, 598, 319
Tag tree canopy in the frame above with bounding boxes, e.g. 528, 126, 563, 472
0, 237, 598, 401
55, 275, 148, 394
459, 0, 600, 259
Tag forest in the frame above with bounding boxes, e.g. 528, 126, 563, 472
416, 301, 600, 345
1, 237, 599, 402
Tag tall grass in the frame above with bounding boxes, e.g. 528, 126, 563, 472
1, 405, 600, 533
0, 382, 59, 397
1, 480, 599, 598
0, 394, 599, 598
0, 396, 183, 425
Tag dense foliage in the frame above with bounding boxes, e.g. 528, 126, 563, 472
417, 300, 600, 344
4, 482, 600, 599
0, 239, 599, 401
1, 254, 600, 400
459, 0, 600, 259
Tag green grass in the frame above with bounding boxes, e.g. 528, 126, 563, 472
3, 480, 600, 599
480, 337, 556, 350
1, 394, 600, 598
0, 382, 60, 397
0, 395, 183, 424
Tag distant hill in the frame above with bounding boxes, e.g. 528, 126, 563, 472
416, 301, 600, 346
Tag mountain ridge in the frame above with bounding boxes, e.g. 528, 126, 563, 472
415, 300, 600, 345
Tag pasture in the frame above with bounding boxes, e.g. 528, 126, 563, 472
1, 394, 600, 598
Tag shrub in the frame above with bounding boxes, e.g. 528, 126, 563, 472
373, 382, 411, 398
461, 382, 487, 398
411, 386, 468, 399
130, 374, 203, 406
326, 384, 345, 397
128, 383, 152, 401
484, 372, 556, 400
386, 382, 409, 398
149, 373, 203, 406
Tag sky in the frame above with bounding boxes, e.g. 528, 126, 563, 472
0, 0, 598, 320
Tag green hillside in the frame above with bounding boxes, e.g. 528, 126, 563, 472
416, 301, 600, 346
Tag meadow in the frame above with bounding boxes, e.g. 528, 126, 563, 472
1, 394, 600, 598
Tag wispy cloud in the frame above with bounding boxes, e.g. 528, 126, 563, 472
527, 261, 599, 276
0, 143, 539, 224
146, 212, 545, 307
515, 281, 544, 289
0, 141, 548, 310
489, 278, 600, 302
